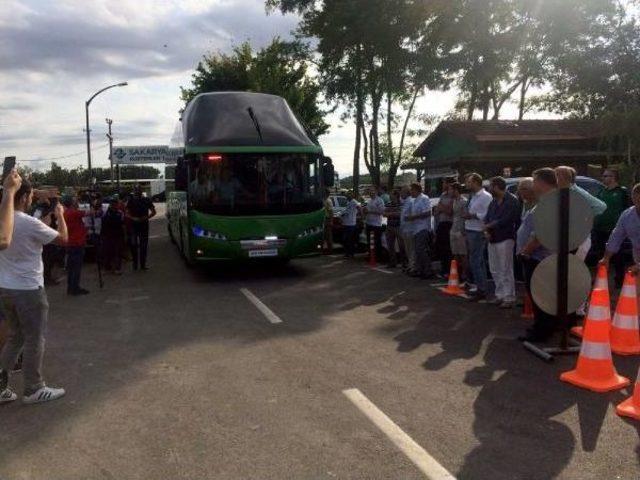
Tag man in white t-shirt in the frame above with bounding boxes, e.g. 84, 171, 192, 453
340, 191, 361, 257
363, 186, 385, 261
0, 180, 69, 405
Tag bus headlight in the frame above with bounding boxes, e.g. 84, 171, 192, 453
297, 226, 323, 238
192, 226, 227, 241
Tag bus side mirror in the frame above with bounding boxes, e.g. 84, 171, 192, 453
322, 156, 335, 187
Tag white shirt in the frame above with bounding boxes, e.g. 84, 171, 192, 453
341, 199, 360, 227
465, 189, 493, 232
410, 193, 432, 233
0, 212, 59, 290
365, 195, 385, 227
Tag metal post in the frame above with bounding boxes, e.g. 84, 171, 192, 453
85, 101, 92, 179
84, 82, 128, 186
523, 187, 580, 361
106, 118, 114, 185
557, 187, 570, 350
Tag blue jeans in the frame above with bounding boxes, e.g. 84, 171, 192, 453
466, 230, 487, 293
66, 247, 85, 293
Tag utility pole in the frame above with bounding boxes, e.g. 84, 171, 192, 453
106, 118, 114, 185
85, 82, 128, 185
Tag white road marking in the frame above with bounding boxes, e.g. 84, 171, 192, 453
149, 234, 168, 239
373, 267, 394, 274
240, 288, 283, 324
105, 295, 150, 305
343, 388, 456, 480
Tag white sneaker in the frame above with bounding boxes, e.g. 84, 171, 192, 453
22, 386, 65, 405
0, 388, 17, 404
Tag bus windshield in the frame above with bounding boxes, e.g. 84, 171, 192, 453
188, 153, 323, 215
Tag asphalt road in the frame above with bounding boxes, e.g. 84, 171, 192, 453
1, 213, 639, 479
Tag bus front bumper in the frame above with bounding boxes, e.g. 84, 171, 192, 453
189, 233, 322, 261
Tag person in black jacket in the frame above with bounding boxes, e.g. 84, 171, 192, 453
126, 186, 156, 271
102, 199, 125, 274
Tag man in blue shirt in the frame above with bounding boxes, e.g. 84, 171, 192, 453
517, 168, 557, 342
602, 183, 640, 274
484, 177, 521, 308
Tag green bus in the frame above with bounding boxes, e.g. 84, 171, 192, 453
167, 92, 334, 264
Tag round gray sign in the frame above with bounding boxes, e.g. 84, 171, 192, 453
533, 189, 594, 252
531, 254, 592, 315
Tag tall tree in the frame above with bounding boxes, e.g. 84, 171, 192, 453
181, 38, 329, 138
268, 0, 455, 189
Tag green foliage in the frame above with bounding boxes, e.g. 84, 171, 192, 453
268, 0, 457, 189
533, 3, 640, 119
180, 38, 329, 138
28, 163, 160, 189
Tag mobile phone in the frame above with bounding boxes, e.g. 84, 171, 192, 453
2, 156, 16, 180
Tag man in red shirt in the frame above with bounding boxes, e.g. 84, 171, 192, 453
62, 195, 89, 295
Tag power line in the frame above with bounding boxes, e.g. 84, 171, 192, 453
14, 143, 110, 163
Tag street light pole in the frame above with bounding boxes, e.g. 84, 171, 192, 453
106, 118, 114, 185
85, 82, 128, 184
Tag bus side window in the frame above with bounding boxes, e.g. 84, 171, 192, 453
175, 158, 187, 191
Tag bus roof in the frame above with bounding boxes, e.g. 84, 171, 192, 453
177, 92, 322, 154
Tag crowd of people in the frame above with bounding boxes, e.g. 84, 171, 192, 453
3, 162, 640, 406
322, 165, 638, 344
0, 171, 156, 405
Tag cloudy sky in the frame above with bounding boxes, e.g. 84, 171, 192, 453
0, 0, 505, 176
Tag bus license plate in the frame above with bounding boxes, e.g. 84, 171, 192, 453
249, 249, 278, 258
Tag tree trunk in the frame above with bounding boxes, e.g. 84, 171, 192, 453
386, 90, 393, 170
369, 89, 382, 187
388, 87, 419, 191
467, 81, 477, 121
518, 77, 529, 121
353, 102, 362, 196
481, 83, 490, 121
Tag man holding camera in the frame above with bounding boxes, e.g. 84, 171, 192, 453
0, 180, 68, 404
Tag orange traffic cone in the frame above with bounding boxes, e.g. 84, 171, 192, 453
521, 292, 534, 320
594, 263, 610, 291
617, 367, 640, 420
572, 263, 610, 338
368, 233, 377, 268
560, 288, 629, 392
443, 260, 464, 295
610, 272, 640, 355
